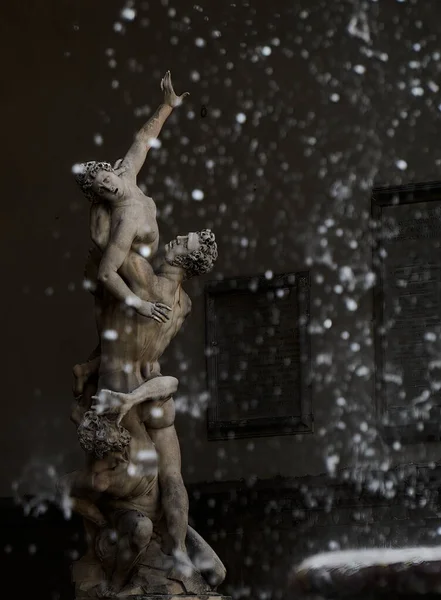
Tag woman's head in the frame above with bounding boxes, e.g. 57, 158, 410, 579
75, 161, 123, 202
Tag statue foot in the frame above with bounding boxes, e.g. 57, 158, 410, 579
171, 548, 195, 578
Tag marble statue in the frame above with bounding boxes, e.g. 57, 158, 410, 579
59, 72, 226, 600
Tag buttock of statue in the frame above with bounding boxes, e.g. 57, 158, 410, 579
99, 309, 158, 374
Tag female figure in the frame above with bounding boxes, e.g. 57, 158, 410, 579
75, 71, 189, 322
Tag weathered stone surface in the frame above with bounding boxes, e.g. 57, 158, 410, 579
60, 71, 225, 598
77, 596, 230, 600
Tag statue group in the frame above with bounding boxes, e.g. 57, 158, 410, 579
59, 72, 226, 599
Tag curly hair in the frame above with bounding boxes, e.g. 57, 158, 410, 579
74, 161, 115, 201
167, 229, 218, 278
77, 410, 131, 459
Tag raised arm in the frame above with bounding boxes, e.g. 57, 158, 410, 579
122, 71, 189, 177
97, 221, 171, 322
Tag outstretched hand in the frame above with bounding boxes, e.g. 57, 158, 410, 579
161, 71, 189, 107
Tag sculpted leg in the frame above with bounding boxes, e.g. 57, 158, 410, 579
110, 511, 153, 591
149, 426, 189, 565
186, 526, 227, 587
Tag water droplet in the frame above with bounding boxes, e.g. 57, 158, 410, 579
121, 7, 136, 21
103, 329, 118, 340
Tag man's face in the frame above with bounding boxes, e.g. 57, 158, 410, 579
165, 232, 201, 263
91, 170, 123, 201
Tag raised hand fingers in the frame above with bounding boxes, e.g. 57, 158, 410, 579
161, 70, 172, 90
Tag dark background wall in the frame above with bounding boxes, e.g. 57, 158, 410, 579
3, 0, 441, 500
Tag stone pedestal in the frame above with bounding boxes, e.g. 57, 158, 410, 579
76, 596, 231, 600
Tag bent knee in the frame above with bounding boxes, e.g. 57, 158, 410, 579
132, 517, 153, 547
206, 564, 227, 588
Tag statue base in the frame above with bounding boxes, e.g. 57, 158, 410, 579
76, 596, 231, 600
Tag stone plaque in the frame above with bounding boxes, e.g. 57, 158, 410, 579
373, 182, 441, 440
205, 272, 312, 439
